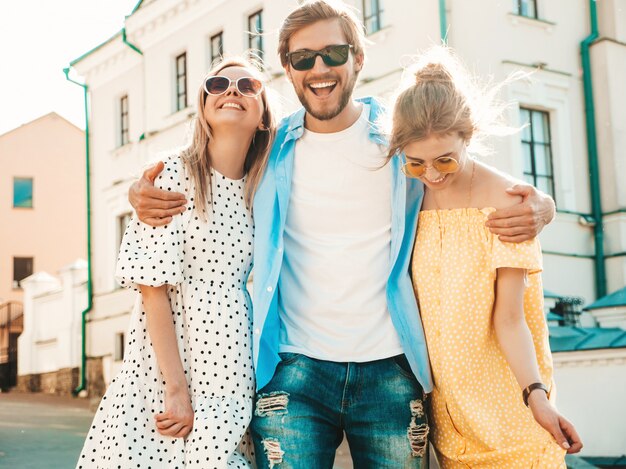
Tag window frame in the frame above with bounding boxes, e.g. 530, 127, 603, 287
520, 107, 556, 202
13, 257, 34, 289
175, 52, 188, 112
13, 177, 34, 209
119, 94, 129, 146
363, 0, 384, 35
513, 0, 538, 19
210, 31, 224, 64
247, 10, 264, 60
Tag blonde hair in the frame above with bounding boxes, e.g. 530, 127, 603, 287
180, 56, 275, 216
387, 46, 517, 159
278, 0, 366, 68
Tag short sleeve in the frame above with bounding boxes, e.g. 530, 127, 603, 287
115, 156, 190, 290
490, 235, 542, 275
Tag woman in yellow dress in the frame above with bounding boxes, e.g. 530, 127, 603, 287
386, 47, 583, 468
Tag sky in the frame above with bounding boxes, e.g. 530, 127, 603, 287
0, 0, 139, 135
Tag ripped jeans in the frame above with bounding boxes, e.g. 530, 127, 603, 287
250, 353, 429, 469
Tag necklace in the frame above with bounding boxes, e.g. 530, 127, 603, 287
432, 158, 476, 210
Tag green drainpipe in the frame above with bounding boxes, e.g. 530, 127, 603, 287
439, 0, 448, 44
580, 0, 607, 298
63, 67, 92, 396
122, 26, 143, 55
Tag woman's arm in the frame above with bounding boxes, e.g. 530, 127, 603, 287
493, 268, 582, 453
139, 284, 193, 438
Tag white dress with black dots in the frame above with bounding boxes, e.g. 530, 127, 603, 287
78, 155, 255, 469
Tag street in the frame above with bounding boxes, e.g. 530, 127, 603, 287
0, 392, 94, 468
0, 391, 354, 469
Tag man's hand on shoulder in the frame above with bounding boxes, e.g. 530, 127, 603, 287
486, 184, 555, 243
129, 161, 187, 227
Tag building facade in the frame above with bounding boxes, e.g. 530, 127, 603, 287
0, 112, 86, 390
69, 0, 626, 463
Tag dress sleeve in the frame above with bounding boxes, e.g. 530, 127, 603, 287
490, 235, 542, 275
115, 156, 190, 290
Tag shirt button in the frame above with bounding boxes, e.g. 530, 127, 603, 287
267, 286, 273, 292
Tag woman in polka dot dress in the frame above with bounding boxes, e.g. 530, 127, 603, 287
77, 57, 275, 468
387, 47, 582, 468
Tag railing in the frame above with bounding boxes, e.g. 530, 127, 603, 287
0, 301, 24, 390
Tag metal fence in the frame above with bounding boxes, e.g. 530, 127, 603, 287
0, 301, 24, 390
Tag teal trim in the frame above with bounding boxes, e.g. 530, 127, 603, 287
542, 250, 594, 260
438, 0, 447, 44
130, 0, 144, 14
63, 68, 92, 396
508, 13, 556, 26
556, 209, 592, 217
122, 27, 143, 55
604, 208, 626, 216
70, 31, 122, 66
581, 0, 607, 298
543, 289, 563, 299
606, 251, 626, 259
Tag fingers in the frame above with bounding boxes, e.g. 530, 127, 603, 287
173, 424, 192, 439
155, 417, 176, 430
137, 184, 187, 203
560, 416, 583, 453
497, 234, 534, 243
548, 422, 571, 451
144, 161, 165, 183
505, 184, 534, 197
140, 206, 186, 219
143, 217, 174, 227
158, 421, 185, 436
487, 206, 533, 223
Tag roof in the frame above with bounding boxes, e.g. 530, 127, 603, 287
585, 286, 626, 310
69, 0, 145, 66
549, 326, 626, 352
544, 289, 563, 299
546, 312, 563, 321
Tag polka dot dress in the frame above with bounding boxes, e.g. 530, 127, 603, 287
78, 155, 255, 468
412, 208, 565, 469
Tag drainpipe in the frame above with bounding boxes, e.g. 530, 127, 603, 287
439, 0, 448, 44
580, 0, 606, 298
63, 68, 92, 395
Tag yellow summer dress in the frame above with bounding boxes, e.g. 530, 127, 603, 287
412, 208, 565, 468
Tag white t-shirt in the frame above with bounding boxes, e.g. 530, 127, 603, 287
278, 105, 404, 362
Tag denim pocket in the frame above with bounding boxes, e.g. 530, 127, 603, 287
391, 354, 418, 380
278, 352, 302, 366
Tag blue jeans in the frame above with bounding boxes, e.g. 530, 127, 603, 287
250, 353, 429, 468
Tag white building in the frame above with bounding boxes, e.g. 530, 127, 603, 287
68, 0, 626, 464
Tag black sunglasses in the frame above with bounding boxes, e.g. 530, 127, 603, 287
203, 76, 264, 97
285, 44, 353, 71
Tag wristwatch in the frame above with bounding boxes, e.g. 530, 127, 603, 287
523, 382, 549, 407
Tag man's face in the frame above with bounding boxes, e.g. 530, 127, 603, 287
285, 19, 363, 122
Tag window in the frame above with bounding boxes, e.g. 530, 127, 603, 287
513, 0, 538, 19
117, 212, 132, 248
363, 0, 384, 34
114, 332, 125, 361
13, 177, 33, 208
520, 108, 555, 200
175, 52, 187, 111
248, 10, 263, 60
210, 32, 224, 64
13, 257, 33, 289
120, 95, 129, 146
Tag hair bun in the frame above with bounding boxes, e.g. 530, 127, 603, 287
414, 62, 453, 85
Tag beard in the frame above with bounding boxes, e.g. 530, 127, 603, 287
294, 71, 359, 121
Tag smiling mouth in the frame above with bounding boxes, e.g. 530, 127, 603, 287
220, 102, 244, 110
308, 80, 337, 97
424, 174, 448, 184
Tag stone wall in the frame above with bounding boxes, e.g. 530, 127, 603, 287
16, 367, 78, 395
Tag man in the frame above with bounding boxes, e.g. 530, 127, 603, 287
129, 2, 555, 467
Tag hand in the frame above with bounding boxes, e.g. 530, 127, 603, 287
528, 392, 583, 454
129, 161, 187, 227
155, 388, 194, 438
486, 184, 556, 243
